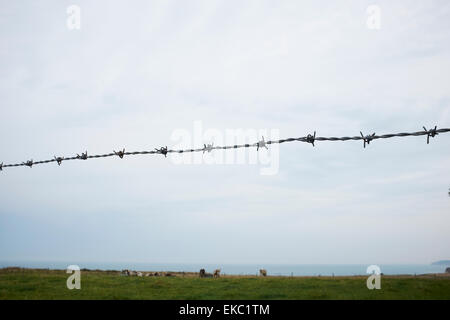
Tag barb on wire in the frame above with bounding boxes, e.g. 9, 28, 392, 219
77, 151, 88, 160
423, 126, 438, 144
360, 131, 376, 148
203, 143, 214, 153
23, 160, 33, 168
306, 131, 316, 147
114, 148, 126, 159
257, 136, 268, 151
155, 146, 168, 157
1, 126, 449, 172
54, 156, 64, 166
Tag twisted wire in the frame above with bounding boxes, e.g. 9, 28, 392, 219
1, 127, 448, 171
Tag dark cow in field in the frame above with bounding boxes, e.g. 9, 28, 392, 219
199, 269, 213, 278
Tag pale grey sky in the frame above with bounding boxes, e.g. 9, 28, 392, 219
0, 0, 449, 265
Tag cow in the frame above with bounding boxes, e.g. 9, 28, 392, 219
259, 269, 267, 277
199, 269, 213, 278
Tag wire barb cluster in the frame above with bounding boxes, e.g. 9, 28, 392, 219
1, 125, 449, 171
360, 131, 376, 148
77, 151, 88, 160
23, 160, 33, 168
155, 146, 168, 157
55, 156, 64, 165
203, 143, 214, 154
257, 136, 268, 151
114, 149, 126, 159
423, 126, 438, 144
306, 131, 316, 146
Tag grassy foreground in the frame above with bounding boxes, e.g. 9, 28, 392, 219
1, 268, 450, 300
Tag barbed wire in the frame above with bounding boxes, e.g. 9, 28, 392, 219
0, 126, 449, 171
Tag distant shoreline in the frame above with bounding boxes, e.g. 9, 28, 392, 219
431, 260, 450, 266
1, 262, 448, 276
2, 267, 450, 278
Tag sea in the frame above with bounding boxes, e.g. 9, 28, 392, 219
0, 261, 447, 276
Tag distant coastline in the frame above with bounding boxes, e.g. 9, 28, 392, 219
0, 262, 447, 276
431, 260, 450, 266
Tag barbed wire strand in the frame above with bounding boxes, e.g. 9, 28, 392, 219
1, 126, 449, 171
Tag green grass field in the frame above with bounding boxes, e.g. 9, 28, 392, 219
1, 268, 450, 300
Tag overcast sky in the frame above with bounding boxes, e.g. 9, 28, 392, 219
0, 0, 449, 266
